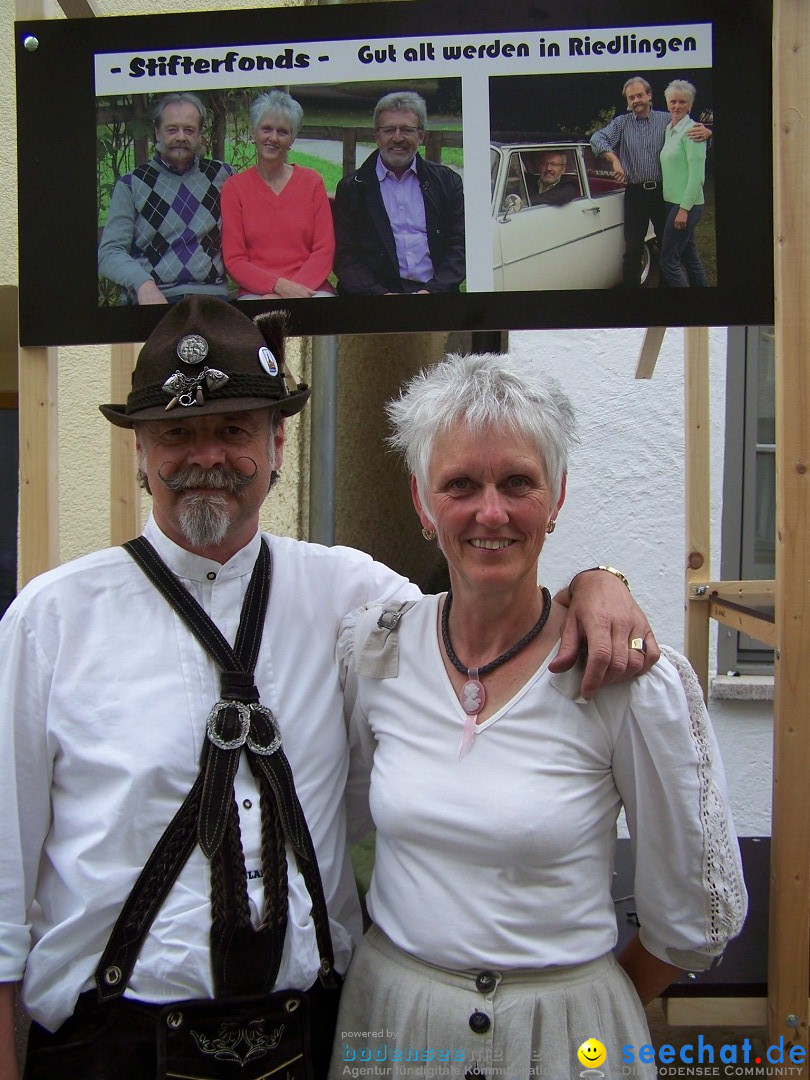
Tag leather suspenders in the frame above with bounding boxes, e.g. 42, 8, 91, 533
96, 536, 338, 1001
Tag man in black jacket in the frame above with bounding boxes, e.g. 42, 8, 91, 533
333, 91, 465, 295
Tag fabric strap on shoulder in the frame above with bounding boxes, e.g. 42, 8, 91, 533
355, 601, 417, 679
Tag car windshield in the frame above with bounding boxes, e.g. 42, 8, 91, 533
490, 147, 501, 197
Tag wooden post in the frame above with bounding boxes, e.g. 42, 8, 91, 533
17, 344, 58, 586
342, 129, 357, 179
56, 0, 99, 13
109, 344, 142, 545
15, 1, 61, 584
16, 1, 101, 587
424, 130, 443, 164
683, 327, 711, 697
769, 0, 810, 1059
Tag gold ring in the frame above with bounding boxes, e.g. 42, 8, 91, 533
629, 637, 647, 653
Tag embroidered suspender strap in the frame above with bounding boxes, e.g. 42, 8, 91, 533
125, 535, 272, 863
96, 538, 285, 1000
96, 774, 203, 1001
95, 536, 337, 1004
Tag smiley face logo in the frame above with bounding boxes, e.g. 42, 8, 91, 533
577, 1038, 607, 1069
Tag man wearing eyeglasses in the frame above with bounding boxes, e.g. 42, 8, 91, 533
526, 151, 580, 207
333, 91, 465, 295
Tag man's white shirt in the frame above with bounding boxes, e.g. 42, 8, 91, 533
0, 516, 416, 1029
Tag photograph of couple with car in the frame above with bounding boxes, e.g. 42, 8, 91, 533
488, 68, 715, 293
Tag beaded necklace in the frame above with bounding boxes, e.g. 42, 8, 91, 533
441, 586, 552, 757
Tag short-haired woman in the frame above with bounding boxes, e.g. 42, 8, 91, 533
659, 79, 708, 287
329, 352, 746, 1079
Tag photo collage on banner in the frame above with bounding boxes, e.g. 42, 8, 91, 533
15, 0, 773, 345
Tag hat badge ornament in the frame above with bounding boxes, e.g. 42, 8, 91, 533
162, 367, 229, 410
176, 333, 209, 365
258, 346, 279, 377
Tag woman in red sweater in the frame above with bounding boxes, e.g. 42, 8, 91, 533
222, 90, 335, 299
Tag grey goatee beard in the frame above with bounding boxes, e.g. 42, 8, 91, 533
177, 492, 231, 549
156, 461, 260, 550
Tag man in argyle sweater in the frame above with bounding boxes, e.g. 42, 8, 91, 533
99, 93, 233, 305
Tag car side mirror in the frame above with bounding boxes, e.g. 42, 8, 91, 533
500, 193, 522, 221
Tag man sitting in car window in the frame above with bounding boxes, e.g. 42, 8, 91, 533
525, 151, 580, 207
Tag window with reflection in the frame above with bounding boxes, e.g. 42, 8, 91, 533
719, 327, 775, 673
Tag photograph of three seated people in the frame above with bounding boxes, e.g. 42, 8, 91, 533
97, 73, 714, 305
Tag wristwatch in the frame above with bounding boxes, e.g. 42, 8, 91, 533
569, 565, 631, 600
593, 565, 630, 590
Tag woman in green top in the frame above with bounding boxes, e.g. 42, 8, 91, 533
659, 80, 708, 287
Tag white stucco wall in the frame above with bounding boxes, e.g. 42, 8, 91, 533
511, 326, 773, 836
511, 326, 715, 650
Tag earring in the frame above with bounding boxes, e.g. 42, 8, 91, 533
422, 527, 437, 542
546, 519, 556, 534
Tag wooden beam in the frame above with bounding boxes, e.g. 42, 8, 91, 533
0, 287, 18, 392
688, 579, 776, 603
687, 580, 776, 647
17, 346, 58, 585
635, 326, 666, 379
770, 0, 810, 1059
664, 996, 769, 1028
109, 344, 142, 546
683, 327, 711, 697
55, 0, 99, 15
708, 599, 776, 649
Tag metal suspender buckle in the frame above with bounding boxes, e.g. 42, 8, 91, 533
246, 705, 283, 756
206, 700, 251, 750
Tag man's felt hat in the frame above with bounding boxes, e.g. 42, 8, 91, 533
100, 296, 310, 428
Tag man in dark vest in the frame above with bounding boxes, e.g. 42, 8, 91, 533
99, 93, 232, 305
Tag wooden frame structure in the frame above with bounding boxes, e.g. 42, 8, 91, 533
681, 0, 808, 1053
635, 0, 810, 1052
15, 0, 810, 1065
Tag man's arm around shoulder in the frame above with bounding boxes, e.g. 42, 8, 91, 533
551, 567, 659, 699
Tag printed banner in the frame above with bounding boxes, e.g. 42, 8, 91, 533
15, 0, 773, 346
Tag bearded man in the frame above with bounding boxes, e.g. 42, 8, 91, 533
98, 93, 233, 305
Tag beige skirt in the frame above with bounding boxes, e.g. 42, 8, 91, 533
328, 925, 656, 1080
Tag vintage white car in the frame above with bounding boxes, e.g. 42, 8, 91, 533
491, 141, 653, 290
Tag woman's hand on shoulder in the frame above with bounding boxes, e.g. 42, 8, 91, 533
549, 568, 660, 700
